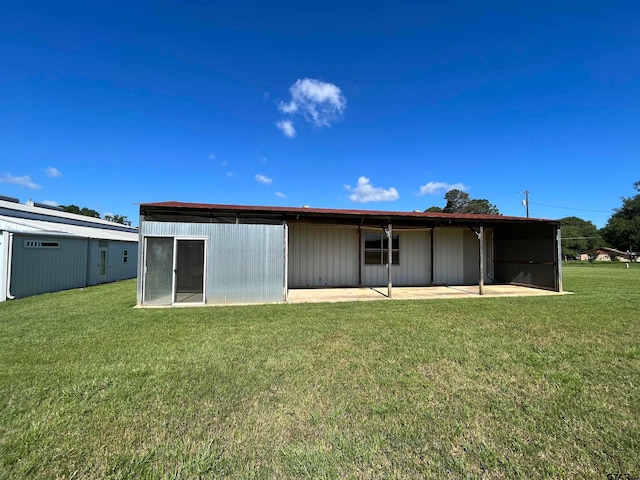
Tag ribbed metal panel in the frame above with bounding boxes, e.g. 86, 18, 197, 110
462, 228, 479, 284
1, 231, 8, 301
433, 228, 464, 285
10, 234, 89, 298
107, 242, 138, 283
362, 230, 430, 286
288, 223, 358, 287
140, 221, 285, 304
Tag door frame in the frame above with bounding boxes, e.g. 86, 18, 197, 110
142, 236, 207, 305
173, 237, 207, 305
98, 247, 109, 284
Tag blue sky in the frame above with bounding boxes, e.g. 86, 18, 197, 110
1, 1, 639, 227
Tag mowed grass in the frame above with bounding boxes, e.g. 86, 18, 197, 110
1, 264, 639, 479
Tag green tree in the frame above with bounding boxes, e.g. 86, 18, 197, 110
61, 204, 101, 218
104, 214, 132, 226
424, 206, 443, 213
600, 181, 640, 252
438, 189, 500, 215
560, 216, 602, 258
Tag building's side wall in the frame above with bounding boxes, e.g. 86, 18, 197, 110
288, 223, 359, 287
462, 228, 479, 284
433, 228, 464, 285
0, 231, 8, 301
433, 227, 495, 286
107, 241, 138, 283
10, 234, 89, 298
495, 223, 558, 290
362, 230, 430, 287
87, 240, 99, 286
139, 221, 285, 305
86, 240, 138, 286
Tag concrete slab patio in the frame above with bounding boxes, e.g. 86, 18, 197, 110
287, 285, 569, 304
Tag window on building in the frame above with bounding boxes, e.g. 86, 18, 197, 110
364, 233, 399, 265
24, 240, 60, 249
123, 250, 128, 263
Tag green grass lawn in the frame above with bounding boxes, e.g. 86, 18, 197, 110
1, 264, 639, 479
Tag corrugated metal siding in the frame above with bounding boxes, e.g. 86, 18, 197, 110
87, 240, 99, 286
140, 221, 284, 304
86, 240, 137, 286
0, 231, 8, 301
288, 223, 358, 287
433, 228, 464, 285
361, 230, 430, 286
107, 242, 138, 283
462, 229, 479, 284
10, 234, 88, 298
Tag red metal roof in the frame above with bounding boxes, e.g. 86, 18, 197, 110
140, 201, 557, 223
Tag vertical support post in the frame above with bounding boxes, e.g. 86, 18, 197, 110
358, 226, 362, 286
478, 225, 484, 295
387, 222, 392, 298
555, 225, 563, 292
283, 222, 289, 302
430, 227, 434, 285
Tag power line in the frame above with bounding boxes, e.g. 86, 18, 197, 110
528, 201, 611, 213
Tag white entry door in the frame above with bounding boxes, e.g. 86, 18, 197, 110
98, 247, 108, 283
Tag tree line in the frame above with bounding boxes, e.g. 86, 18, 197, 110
425, 182, 640, 257
60, 204, 132, 226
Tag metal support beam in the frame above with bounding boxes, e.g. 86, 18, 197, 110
555, 225, 563, 292
387, 222, 392, 298
283, 222, 289, 302
469, 225, 484, 295
478, 224, 484, 295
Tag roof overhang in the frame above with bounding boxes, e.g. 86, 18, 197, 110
139, 201, 560, 228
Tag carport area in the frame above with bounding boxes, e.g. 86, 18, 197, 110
287, 285, 569, 304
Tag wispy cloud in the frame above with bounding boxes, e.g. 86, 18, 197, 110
41, 200, 59, 206
255, 174, 273, 185
275, 192, 286, 198
208, 153, 216, 160
45, 167, 62, 178
344, 176, 399, 203
0, 173, 41, 189
419, 181, 469, 195
276, 78, 346, 137
276, 120, 296, 138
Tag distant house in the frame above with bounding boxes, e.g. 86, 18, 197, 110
1, 196, 138, 302
579, 247, 637, 262
137, 201, 563, 306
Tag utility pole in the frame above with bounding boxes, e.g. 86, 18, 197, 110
521, 190, 530, 218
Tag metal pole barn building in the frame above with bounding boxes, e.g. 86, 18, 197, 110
137, 202, 562, 306
0, 197, 138, 302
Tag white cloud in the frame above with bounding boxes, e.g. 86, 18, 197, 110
276, 120, 296, 138
45, 167, 62, 178
344, 176, 399, 203
41, 200, 59, 206
0, 173, 41, 189
275, 192, 286, 198
419, 181, 469, 195
255, 174, 273, 185
278, 100, 298, 114
286, 78, 346, 127
276, 78, 346, 137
